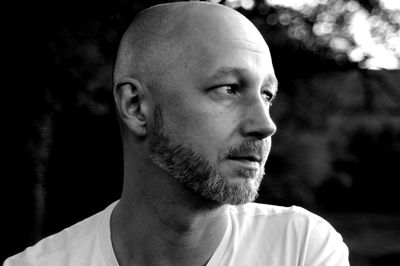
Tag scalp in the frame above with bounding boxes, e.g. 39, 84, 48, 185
113, 4, 187, 88
112, 2, 264, 90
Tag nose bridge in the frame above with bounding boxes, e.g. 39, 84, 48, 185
241, 98, 276, 139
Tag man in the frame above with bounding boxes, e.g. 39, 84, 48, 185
4, 2, 349, 266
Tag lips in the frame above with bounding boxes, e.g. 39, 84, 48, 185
227, 154, 262, 163
221, 140, 267, 167
226, 157, 261, 174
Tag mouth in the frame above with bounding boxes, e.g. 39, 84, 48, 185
227, 154, 262, 163
226, 155, 262, 170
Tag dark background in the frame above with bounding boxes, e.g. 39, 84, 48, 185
2, 0, 400, 265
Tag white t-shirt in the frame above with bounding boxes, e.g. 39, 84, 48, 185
3, 201, 349, 266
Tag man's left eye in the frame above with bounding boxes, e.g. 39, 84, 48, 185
262, 92, 273, 104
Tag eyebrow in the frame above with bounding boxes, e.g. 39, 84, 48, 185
262, 75, 279, 96
208, 67, 279, 94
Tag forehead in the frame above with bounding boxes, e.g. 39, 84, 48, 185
183, 36, 275, 87
149, 5, 276, 95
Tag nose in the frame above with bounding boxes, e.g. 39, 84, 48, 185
240, 100, 277, 140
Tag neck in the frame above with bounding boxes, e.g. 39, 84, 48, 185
111, 157, 229, 266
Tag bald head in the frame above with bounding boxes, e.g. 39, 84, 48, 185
113, 2, 269, 90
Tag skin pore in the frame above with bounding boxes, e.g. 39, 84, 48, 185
111, 2, 277, 266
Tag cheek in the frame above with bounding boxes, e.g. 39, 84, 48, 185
163, 102, 236, 156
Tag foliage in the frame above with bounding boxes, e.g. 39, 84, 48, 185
212, 0, 400, 69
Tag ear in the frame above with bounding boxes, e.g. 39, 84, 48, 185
114, 77, 149, 137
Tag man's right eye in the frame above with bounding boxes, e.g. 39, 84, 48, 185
216, 85, 239, 96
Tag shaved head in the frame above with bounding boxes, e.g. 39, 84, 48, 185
113, 2, 269, 91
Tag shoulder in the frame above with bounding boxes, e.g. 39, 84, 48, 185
230, 202, 327, 226
228, 203, 349, 265
230, 202, 343, 242
3, 201, 118, 266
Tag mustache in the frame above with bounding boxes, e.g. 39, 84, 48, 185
218, 139, 268, 161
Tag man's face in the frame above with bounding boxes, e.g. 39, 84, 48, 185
149, 104, 268, 205
147, 13, 277, 205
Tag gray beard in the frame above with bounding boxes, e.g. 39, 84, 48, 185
148, 104, 265, 205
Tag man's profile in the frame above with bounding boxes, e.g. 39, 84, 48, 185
4, 2, 349, 265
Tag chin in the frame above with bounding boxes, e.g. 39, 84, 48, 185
210, 173, 262, 205
222, 167, 262, 182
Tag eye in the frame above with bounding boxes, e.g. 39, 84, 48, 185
208, 84, 241, 103
213, 84, 239, 96
261, 91, 274, 105
220, 85, 238, 95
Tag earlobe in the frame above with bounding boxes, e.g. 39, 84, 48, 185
114, 78, 148, 137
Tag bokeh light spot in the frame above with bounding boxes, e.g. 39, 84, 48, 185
241, 0, 255, 10
267, 13, 278, 25
380, 0, 400, 10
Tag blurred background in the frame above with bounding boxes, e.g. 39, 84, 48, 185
2, 0, 400, 265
